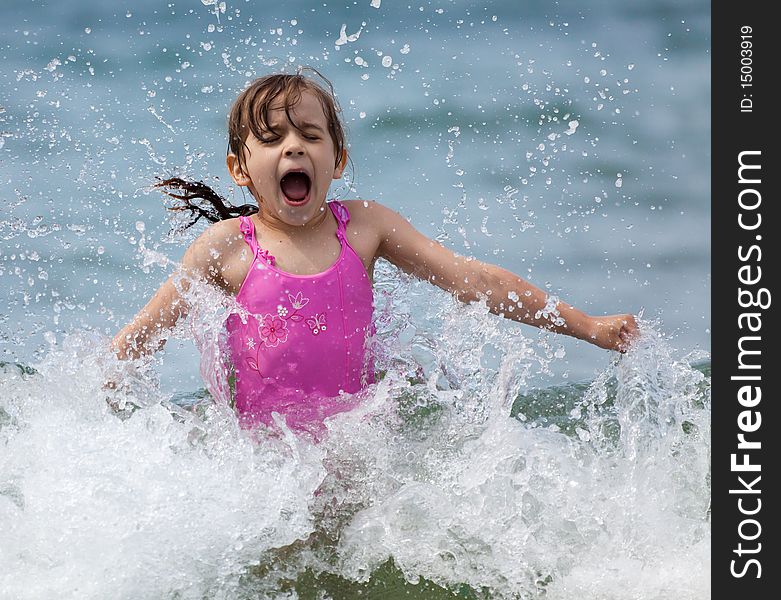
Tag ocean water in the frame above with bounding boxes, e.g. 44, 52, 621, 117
1, 1, 709, 598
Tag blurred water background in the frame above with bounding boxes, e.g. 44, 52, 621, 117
0, 1, 710, 598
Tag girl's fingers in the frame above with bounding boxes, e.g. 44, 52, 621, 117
616, 317, 639, 352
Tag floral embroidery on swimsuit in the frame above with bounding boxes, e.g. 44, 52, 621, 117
289, 291, 309, 308
305, 313, 327, 335
287, 292, 309, 321
259, 313, 288, 347
245, 291, 328, 374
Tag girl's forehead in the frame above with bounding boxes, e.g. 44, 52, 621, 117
267, 90, 328, 124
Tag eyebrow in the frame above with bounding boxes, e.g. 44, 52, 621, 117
294, 121, 325, 132
267, 118, 325, 133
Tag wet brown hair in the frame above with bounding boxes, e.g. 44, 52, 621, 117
228, 67, 346, 178
156, 67, 347, 229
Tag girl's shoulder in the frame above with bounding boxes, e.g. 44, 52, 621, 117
338, 199, 410, 236
188, 217, 244, 254
338, 199, 394, 225
338, 198, 385, 212
337, 199, 393, 238
181, 217, 247, 279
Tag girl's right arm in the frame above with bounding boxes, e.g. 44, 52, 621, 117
111, 274, 190, 360
111, 219, 244, 360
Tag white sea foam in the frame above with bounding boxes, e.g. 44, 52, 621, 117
298, 313, 711, 599
0, 300, 710, 599
0, 333, 325, 599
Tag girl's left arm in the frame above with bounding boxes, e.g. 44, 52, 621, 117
372, 204, 637, 352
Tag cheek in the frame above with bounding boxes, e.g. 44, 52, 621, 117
320, 152, 340, 174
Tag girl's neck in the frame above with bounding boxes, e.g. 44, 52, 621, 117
253, 199, 332, 238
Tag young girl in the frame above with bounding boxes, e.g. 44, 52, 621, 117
112, 68, 638, 433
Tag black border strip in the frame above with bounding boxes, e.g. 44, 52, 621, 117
712, 3, 777, 597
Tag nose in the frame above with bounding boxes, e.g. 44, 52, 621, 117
283, 133, 306, 157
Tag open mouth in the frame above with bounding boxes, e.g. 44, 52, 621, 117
280, 171, 311, 205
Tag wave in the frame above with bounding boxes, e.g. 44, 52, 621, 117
1, 311, 710, 599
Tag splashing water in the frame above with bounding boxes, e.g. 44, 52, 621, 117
0, 271, 710, 598
0, 334, 326, 599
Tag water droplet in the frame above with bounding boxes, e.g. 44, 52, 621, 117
45, 58, 61, 72
576, 428, 591, 442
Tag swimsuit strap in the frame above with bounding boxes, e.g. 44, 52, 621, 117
329, 200, 350, 242
238, 215, 276, 266
238, 216, 258, 254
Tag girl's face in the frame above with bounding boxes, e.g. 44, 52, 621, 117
227, 89, 346, 229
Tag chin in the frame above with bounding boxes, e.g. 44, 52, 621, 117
279, 200, 327, 226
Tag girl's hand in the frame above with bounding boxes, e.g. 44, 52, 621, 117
588, 314, 639, 353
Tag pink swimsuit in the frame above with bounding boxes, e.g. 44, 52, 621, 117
225, 201, 374, 433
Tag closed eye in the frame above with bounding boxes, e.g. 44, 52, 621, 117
259, 132, 318, 143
